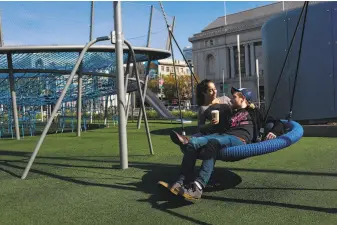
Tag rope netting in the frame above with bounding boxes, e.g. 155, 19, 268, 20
0, 50, 149, 106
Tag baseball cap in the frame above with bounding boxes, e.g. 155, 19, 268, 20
231, 87, 254, 102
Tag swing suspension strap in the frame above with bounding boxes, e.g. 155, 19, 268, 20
159, 1, 195, 134
263, 1, 309, 124
158, 1, 199, 85
288, 1, 309, 121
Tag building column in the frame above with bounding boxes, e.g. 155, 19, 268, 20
230, 46, 235, 78
244, 44, 250, 76
249, 43, 256, 76
224, 47, 230, 79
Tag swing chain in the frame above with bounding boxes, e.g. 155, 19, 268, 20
286, 111, 293, 121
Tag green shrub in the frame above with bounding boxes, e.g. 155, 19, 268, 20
146, 110, 159, 119
35, 113, 42, 120
171, 110, 197, 119
183, 110, 197, 119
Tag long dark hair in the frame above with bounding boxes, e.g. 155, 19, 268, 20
196, 79, 213, 106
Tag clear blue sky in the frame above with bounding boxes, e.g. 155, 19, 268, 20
0, 1, 275, 57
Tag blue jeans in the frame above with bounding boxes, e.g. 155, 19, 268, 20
179, 134, 245, 187
188, 134, 244, 151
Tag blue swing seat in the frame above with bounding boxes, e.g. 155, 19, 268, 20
219, 120, 304, 162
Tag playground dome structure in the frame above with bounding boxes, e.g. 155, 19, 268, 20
0, 45, 170, 137
0, 1, 185, 179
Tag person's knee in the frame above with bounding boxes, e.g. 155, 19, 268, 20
186, 138, 199, 151
184, 143, 197, 153
199, 139, 221, 160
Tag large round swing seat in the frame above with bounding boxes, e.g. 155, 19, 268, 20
218, 120, 304, 162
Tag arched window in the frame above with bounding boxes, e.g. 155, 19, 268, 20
206, 54, 215, 77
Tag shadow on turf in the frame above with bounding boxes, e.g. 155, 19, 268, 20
2, 150, 337, 178
1, 151, 337, 217
0, 157, 239, 225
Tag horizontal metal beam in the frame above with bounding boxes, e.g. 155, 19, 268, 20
0, 45, 170, 60
0, 69, 116, 78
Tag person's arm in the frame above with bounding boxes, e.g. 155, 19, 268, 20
197, 107, 217, 134
269, 120, 285, 136
197, 107, 210, 133
264, 118, 285, 140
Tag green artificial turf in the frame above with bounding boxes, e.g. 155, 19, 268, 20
0, 121, 336, 225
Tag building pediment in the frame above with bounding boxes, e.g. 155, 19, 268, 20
189, 1, 321, 43
189, 14, 271, 42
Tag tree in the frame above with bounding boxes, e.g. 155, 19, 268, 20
147, 74, 200, 101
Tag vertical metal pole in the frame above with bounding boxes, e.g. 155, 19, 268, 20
49, 105, 52, 120
160, 74, 164, 100
168, 32, 185, 135
77, 62, 83, 137
165, 16, 175, 51
190, 66, 195, 107
114, 1, 128, 169
256, 58, 260, 108
237, 34, 242, 88
40, 105, 44, 122
124, 57, 132, 125
124, 54, 131, 116
224, 1, 227, 25
46, 104, 48, 121
104, 95, 109, 125
282, 1, 285, 11
7, 54, 20, 140
137, 58, 151, 129
89, 1, 94, 124
89, 1, 94, 41
0, 10, 4, 47
90, 99, 93, 123
222, 69, 225, 96
146, 5, 154, 47
131, 91, 135, 122
124, 40, 154, 155
125, 93, 131, 124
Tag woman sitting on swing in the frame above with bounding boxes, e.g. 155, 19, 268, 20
167, 84, 285, 200
194, 79, 232, 136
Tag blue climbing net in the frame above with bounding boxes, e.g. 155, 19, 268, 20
0, 47, 170, 138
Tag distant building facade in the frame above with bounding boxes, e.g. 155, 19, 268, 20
147, 59, 193, 77
183, 46, 193, 65
188, 1, 317, 100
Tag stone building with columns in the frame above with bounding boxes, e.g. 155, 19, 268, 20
188, 1, 311, 101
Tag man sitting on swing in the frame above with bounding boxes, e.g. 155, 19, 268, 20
167, 87, 284, 200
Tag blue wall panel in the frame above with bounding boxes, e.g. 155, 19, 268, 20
262, 2, 337, 121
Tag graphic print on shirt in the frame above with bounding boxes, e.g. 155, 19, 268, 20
230, 111, 250, 127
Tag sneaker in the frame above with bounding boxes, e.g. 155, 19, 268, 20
168, 182, 184, 195
170, 130, 189, 147
180, 181, 203, 200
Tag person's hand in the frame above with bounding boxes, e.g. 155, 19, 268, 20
265, 132, 277, 140
211, 119, 219, 125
